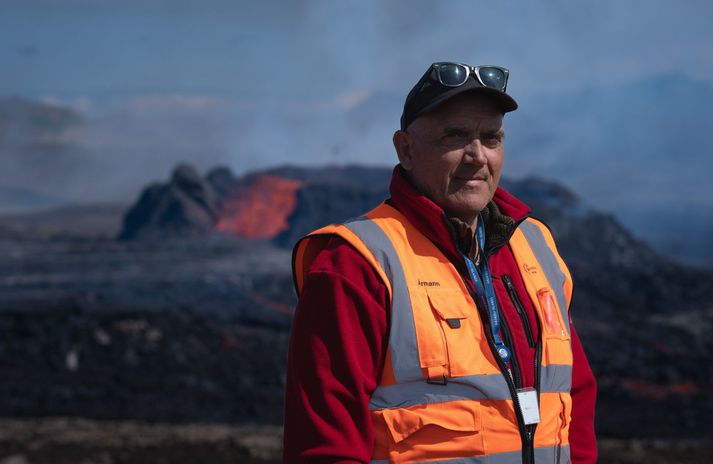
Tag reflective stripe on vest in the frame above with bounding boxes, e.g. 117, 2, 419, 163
342, 215, 423, 383
293, 202, 573, 463
371, 444, 570, 464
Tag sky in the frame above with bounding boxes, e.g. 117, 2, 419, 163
1, 0, 712, 224
4, 1, 712, 98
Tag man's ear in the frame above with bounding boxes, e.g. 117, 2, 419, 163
393, 130, 413, 171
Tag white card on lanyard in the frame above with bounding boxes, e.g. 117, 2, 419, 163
517, 387, 540, 425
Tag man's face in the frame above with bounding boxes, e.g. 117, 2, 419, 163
393, 93, 505, 225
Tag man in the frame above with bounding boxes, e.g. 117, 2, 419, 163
284, 62, 597, 463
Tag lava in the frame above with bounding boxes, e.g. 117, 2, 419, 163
215, 175, 302, 239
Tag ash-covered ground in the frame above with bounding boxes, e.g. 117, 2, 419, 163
1, 235, 293, 425
0, 418, 712, 464
2, 233, 713, 463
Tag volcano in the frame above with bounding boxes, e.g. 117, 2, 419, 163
118, 163, 387, 243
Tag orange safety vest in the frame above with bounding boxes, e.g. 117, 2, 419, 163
293, 202, 574, 464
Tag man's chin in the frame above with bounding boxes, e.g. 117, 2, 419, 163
442, 201, 489, 224
452, 195, 491, 212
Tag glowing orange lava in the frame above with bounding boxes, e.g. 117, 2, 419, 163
215, 175, 302, 239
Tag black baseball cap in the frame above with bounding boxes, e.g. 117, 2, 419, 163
400, 63, 518, 131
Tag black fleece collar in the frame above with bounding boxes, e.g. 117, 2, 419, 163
447, 199, 517, 260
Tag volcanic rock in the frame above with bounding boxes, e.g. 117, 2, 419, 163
118, 164, 220, 240
119, 164, 306, 241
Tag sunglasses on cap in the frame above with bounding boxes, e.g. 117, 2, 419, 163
432, 62, 510, 92
400, 61, 517, 131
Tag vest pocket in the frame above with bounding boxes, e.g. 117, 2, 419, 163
426, 289, 484, 377
378, 400, 484, 462
537, 288, 569, 340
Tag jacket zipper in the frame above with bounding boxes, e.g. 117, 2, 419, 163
528, 320, 543, 464
487, 288, 543, 464
498, 311, 522, 388
501, 274, 536, 348
468, 285, 530, 463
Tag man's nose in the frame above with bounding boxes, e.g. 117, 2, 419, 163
464, 138, 487, 164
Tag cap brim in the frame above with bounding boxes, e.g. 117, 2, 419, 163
413, 82, 518, 121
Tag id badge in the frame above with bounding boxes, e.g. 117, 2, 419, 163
516, 387, 540, 425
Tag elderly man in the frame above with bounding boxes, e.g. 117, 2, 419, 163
284, 62, 597, 463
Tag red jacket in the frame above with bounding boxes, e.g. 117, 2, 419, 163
284, 166, 597, 463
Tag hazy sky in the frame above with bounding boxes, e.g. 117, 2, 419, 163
4, 0, 712, 98
1, 0, 712, 212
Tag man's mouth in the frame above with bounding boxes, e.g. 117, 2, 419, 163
455, 175, 487, 185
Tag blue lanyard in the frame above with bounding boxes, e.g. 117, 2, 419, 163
460, 213, 512, 363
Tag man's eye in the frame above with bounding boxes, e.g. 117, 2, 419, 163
482, 133, 502, 146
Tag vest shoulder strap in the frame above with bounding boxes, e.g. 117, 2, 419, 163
291, 202, 394, 299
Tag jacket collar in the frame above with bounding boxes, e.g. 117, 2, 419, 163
387, 164, 531, 265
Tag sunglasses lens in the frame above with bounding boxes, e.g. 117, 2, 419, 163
478, 67, 507, 90
437, 63, 469, 86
